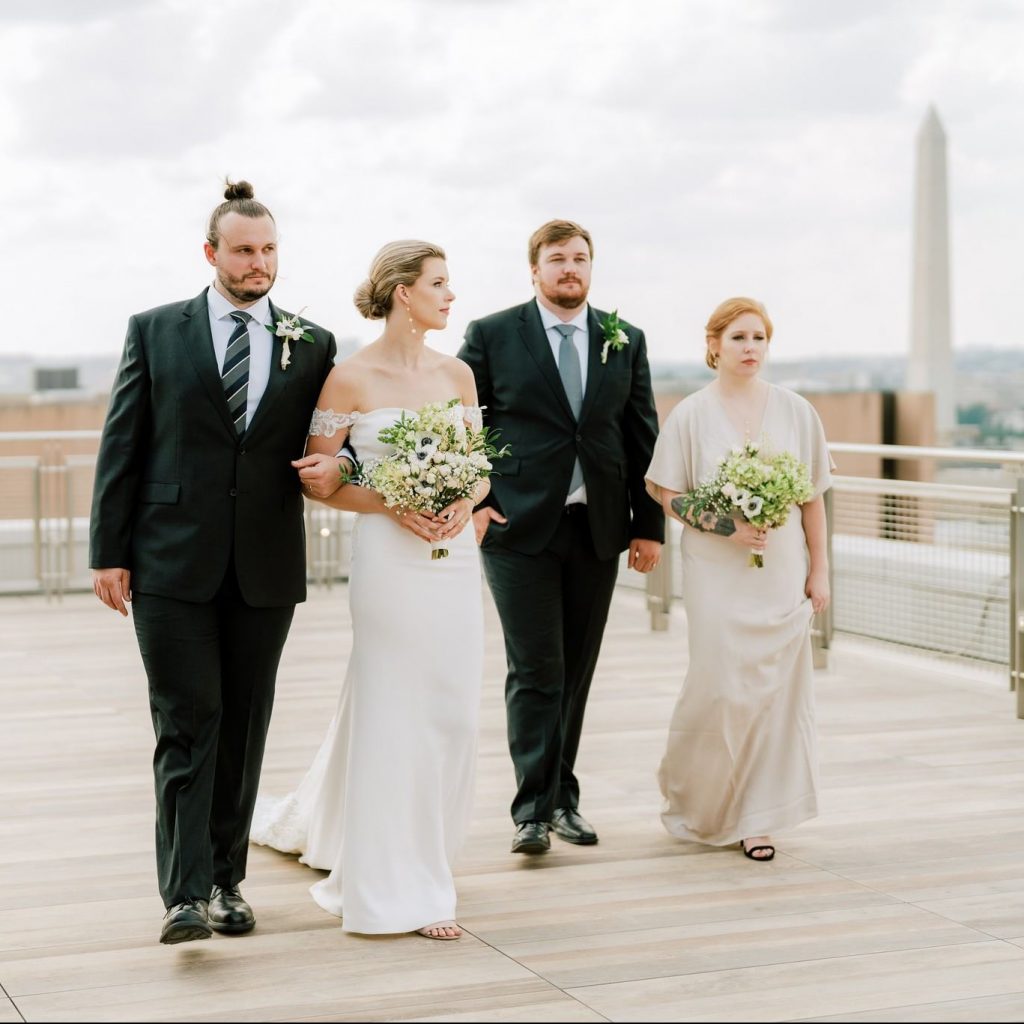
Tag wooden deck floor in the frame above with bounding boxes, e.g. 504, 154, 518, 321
2, 586, 1024, 1022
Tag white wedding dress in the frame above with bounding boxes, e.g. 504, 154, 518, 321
251, 406, 484, 934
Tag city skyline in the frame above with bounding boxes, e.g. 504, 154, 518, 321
2, 1, 1022, 363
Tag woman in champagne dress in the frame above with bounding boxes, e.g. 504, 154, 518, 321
251, 241, 485, 939
645, 297, 833, 861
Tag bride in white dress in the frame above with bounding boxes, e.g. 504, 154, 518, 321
251, 241, 485, 940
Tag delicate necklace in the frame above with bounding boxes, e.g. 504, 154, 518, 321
718, 380, 766, 440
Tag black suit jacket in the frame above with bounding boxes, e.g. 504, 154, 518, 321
459, 300, 664, 560
89, 288, 337, 607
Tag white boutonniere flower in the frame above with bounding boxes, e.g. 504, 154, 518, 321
266, 307, 315, 370
599, 309, 630, 364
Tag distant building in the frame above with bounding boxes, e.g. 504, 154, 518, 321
34, 367, 80, 392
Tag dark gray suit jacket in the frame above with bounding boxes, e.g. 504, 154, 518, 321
90, 288, 336, 606
459, 300, 664, 560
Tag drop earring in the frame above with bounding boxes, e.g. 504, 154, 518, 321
405, 303, 417, 336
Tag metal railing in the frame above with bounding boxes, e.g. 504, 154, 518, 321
0, 431, 355, 596
3, 431, 1024, 715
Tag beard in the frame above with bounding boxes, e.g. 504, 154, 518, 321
539, 275, 589, 310
217, 267, 275, 303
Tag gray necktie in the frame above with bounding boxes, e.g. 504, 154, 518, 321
222, 311, 252, 435
554, 323, 584, 494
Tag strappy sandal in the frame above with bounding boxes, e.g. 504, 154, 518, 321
741, 840, 775, 861
416, 920, 461, 940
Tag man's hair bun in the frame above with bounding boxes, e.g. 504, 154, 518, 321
223, 180, 255, 201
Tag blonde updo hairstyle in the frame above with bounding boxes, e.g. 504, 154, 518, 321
704, 296, 773, 370
353, 240, 447, 320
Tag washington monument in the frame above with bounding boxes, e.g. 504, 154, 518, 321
907, 106, 954, 441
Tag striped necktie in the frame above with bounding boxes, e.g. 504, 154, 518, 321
222, 311, 251, 435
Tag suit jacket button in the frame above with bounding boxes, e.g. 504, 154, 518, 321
229, 488, 238, 497
575, 433, 582, 442
239, 447, 246, 455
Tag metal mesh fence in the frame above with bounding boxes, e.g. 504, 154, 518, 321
831, 477, 1011, 664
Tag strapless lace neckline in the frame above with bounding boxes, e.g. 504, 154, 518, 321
309, 404, 482, 439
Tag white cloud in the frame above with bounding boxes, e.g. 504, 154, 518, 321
0, 0, 1021, 365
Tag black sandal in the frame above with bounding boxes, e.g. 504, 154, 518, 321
741, 841, 775, 861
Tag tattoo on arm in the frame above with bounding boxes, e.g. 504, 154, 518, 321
671, 496, 736, 536
699, 511, 736, 536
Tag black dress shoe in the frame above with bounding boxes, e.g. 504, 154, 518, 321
209, 885, 255, 934
551, 807, 598, 845
160, 899, 212, 945
511, 820, 550, 854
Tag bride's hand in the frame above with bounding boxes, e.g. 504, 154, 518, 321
434, 497, 475, 541
391, 506, 442, 543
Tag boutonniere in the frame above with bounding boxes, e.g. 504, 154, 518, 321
599, 310, 630, 364
266, 308, 314, 370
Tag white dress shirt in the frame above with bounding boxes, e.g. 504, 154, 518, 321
207, 285, 273, 431
536, 298, 589, 505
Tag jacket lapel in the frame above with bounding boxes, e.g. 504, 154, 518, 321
517, 301, 575, 421
579, 306, 609, 425
244, 299, 290, 441
179, 289, 237, 439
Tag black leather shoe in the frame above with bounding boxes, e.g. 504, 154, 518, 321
511, 821, 550, 854
209, 885, 255, 934
551, 807, 598, 845
159, 899, 212, 945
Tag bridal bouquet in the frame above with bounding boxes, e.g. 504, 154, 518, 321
673, 440, 813, 567
361, 400, 509, 560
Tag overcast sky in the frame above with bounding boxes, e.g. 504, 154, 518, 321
1, 0, 1021, 365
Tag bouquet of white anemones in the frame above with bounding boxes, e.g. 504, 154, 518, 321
673, 439, 814, 567
359, 399, 509, 560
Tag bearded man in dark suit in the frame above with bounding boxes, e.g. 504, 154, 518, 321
459, 219, 664, 855
90, 181, 343, 943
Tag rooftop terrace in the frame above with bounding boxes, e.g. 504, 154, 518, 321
1, 587, 1023, 1022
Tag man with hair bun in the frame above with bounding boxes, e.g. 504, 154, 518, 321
459, 219, 664, 855
90, 180, 341, 944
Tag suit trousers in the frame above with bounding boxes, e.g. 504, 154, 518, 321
132, 563, 294, 907
482, 505, 620, 824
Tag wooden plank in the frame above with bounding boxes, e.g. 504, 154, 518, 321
1, 589, 1023, 1022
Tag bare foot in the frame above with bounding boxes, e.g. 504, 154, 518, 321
741, 836, 776, 861
416, 920, 461, 940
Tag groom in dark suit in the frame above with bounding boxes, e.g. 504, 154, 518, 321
90, 182, 341, 943
459, 219, 664, 854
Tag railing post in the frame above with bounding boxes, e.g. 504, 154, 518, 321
65, 459, 75, 590
811, 488, 834, 670
646, 526, 672, 631
1013, 480, 1024, 716
32, 459, 42, 593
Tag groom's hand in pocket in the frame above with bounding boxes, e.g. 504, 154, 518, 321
472, 507, 507, 545
92, 568, 132, 616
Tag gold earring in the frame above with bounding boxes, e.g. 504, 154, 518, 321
405, 303, 417, 335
